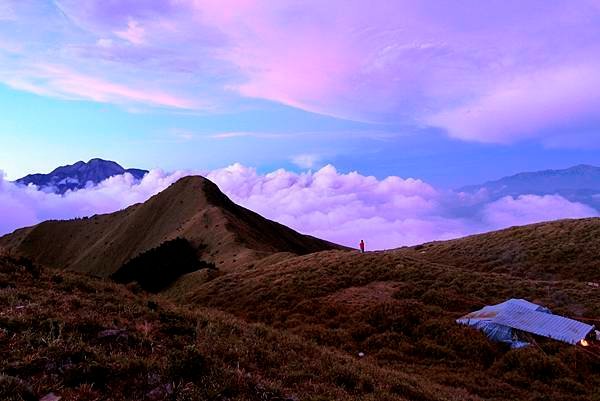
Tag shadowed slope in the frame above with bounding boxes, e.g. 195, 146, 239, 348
0, 176, 341, 276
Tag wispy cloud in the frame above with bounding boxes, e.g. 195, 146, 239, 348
427, 64, 600, 144
209, 131, 291, 140
1, 64, 198, 109
114, 19, 146, 45
209, 130, 398, 141
210, 132, 254, 139
0, 2, 15, 21
292, 154, 321, 169
169, 129, 197, 141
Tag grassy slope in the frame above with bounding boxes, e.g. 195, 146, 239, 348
1, 255, 481, 401
3, 190, 600, 401
170, 245, 600, 401
403, 218, 600, 282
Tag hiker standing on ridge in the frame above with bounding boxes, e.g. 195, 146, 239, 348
359, 240, 365, 253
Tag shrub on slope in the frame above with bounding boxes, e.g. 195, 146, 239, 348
110, 238, 214, 292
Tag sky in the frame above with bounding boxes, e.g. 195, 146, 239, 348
1, 1, 600, 248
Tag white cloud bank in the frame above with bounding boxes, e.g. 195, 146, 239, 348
1, 165, 597, 249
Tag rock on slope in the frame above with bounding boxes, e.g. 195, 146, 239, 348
0, 175, 341, 276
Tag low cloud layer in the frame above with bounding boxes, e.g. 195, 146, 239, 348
1, 165, 597, 249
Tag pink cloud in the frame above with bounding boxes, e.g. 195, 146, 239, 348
205, 165, 470, 248
191, 1, 396, 118
114, 19, 146, 45
427, 64, 600, 144
2, 0, 599, 144
2, 64, 198, 109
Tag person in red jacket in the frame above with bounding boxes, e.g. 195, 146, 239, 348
359, 239, 365, 253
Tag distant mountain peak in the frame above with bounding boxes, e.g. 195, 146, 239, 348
459, 164, 600, 209
15, 159, 148, 194
566, 164, 598, 173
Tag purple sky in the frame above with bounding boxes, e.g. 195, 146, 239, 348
2, 1, 600, 145
1, 1, 599, 248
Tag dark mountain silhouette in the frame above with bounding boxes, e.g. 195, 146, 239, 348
15, 158, 148, 194
459, 164, 600, 208
0, 175, 342, 276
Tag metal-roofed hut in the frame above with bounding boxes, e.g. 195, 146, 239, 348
457, 299, 595, 348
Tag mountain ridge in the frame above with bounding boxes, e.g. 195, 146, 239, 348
460, 164, 600, 195
0, 175, 342, 276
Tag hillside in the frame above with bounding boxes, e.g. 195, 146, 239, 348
4, 231, 599, 401
404, 217, 600, 282
1, 255, 478, 401
3, 178, 600, 400
163, 219, 600, 401
16, 158, 148, 194
0, 176, 341, 277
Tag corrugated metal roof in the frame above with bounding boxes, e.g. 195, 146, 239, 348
457, 298, 549, 324
492, 304, 593, 345
457, 299, 594, 346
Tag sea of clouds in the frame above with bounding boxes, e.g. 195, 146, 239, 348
1, 165, 597, 249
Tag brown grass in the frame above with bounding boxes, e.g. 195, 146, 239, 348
3, 178, 600, 400
171, 247, 600, 401
405, 218, 600, 282
1, 255, 490, 401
